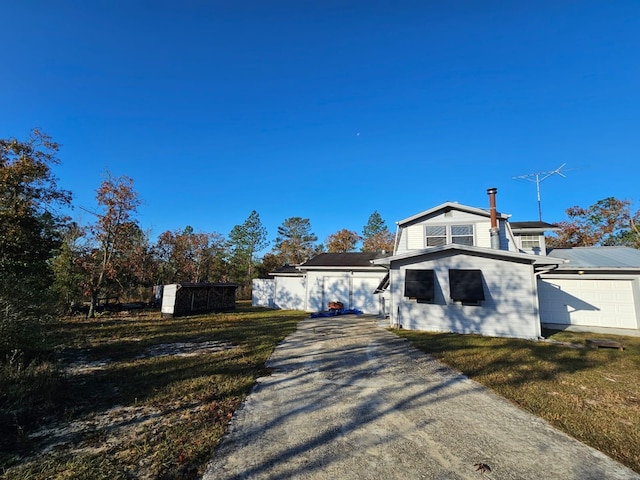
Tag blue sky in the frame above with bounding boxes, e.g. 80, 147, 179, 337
2, 1, 639, 252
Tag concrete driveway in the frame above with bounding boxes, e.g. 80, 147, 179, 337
204, 315, 639, 479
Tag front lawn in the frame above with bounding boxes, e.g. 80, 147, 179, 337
1, 304, 305, 480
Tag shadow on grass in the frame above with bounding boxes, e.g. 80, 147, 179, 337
0, 307, 306, 468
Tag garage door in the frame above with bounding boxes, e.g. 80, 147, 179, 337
538, 278, 638, 329
323, 277, 350, 309
352, 277, 381, 314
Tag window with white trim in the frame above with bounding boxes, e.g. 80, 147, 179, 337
451, 224, 474, 246
425, 224, 474, 247
520, 234, 540, 249
425, 225, 447, 246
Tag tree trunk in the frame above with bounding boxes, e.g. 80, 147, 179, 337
88, 290, 98, 318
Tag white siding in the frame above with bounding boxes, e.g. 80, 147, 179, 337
539, 277, 640, 330
389, 254, 540, 339
252, 279, 275, 308
274, 276, 306, 310
475, 221, 492, 248
396, 209, 503, 255
406, 225, 424, 250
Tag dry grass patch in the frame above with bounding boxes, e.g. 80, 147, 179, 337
393, 328, 640, 473
1, 304, 305, 480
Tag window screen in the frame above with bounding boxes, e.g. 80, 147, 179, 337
449, 269, 484, 302
425, 226, 446, 246
404, 270, 435, 300
451, 224, 474, 246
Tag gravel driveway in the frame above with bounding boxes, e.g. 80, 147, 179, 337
204, 315, 639, 479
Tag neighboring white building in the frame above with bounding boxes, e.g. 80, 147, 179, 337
253, 253, 389, 315
299, 253, 390, 315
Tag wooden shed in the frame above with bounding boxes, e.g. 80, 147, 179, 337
161, 283, 238, 317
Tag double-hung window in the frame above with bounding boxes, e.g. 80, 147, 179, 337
425, 226, 447, 246
451, 225, 474, 245
425, 224, 474, 247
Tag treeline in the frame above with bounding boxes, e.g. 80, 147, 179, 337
547, 197, 640, 249
0, 131, 395, 357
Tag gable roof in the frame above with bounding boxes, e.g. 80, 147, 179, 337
268, 264, 304, 276
373, 244, 563, 267
299, 252, 389, 269
397, 201, 510, 227
547, 247, 640, 269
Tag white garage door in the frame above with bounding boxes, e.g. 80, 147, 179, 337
539, 278, 638, 329
323, 277, 350, 308
352, 277, 381, 314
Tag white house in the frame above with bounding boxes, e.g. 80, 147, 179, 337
254, 188, 640, 338
372, 189, 562, 339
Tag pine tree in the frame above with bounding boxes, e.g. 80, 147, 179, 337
273, 217, 318, 264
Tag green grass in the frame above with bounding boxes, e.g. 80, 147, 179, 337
392, 328, 640, 473
5, 307, 639, 477
1, 303, 305, 480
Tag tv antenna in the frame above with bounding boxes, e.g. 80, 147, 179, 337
513, 163, 567, 221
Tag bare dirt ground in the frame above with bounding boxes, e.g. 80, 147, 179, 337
204, 315, 640, 480
19, 340, 236, 478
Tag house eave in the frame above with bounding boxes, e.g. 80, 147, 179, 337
297, 265, 387, 272
397, 202, 510, 227
373, 244, 565, 266
551, 267, 640, 273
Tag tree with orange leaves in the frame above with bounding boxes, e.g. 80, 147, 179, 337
547, 197, 639, 248
325, 229, 361, 253
83, 172, 141, 318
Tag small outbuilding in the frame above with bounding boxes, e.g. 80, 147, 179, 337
161, 283, 238, 317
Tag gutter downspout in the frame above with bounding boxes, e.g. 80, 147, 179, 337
393, 222, 400, 254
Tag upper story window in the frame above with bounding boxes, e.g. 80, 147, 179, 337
425, 225, 447, 246
520, 234, 540, 249
425, 224, 474, 247
451, 225, 474, 246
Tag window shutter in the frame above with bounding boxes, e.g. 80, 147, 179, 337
449, 269, 484, 302
404, 270, 435, 300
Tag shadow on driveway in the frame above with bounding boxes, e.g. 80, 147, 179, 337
204, 315, 639, 480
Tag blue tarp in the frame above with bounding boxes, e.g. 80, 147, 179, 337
310, 308, 363, 318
